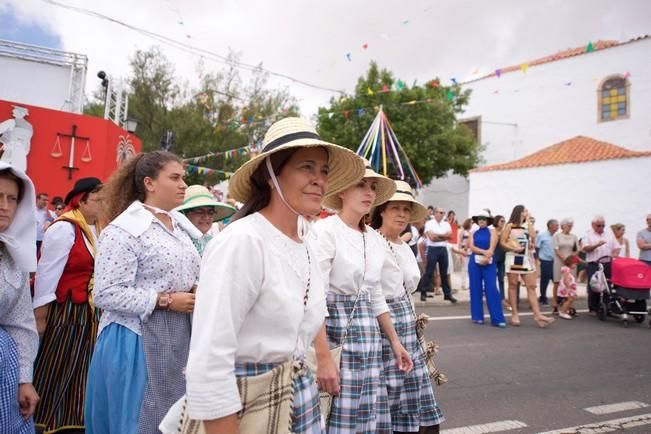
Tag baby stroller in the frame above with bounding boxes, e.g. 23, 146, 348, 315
591, 256, 651, 327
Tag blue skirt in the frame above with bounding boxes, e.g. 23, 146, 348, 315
383, 295, 445, 431
0, 327, 35, 434
235, 362, 323, 434
84, 323, 147, 434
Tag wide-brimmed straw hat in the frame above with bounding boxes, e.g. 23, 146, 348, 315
472, 209, 494, 226
174, 185, 236, 222
322, 161, 396, 210
382, 180, 428, 223
228, 117, 365, 204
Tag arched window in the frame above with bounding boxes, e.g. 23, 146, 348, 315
599, 76, 629, 122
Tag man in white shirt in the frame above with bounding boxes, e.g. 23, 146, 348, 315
581, 215, 620, 313
35, 192, 55, 252
420, 207, 457, 303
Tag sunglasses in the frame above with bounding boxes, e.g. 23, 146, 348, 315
476, 216, 488, 221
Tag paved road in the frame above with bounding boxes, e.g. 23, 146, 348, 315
417, 300, 651, 433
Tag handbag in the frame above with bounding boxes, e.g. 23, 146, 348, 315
304, 231, 367, 420
474, 254, 493, 266
380, 233, 448, 386
174, 247, 313, 434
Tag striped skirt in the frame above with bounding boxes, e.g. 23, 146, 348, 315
235, 362, 322, 434
0, 327, 35, 434
325, 292, 391, 434
383, 295, 445, 432
33, 300, 99, 433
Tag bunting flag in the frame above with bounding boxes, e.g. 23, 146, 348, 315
520, 63, 529, 74
183, 142, 261, 164
495, 69, 502, 78
185, 164, 234, 178
355, 108, 423, 189
367, 87, 374, 95
586, 41, 594, 52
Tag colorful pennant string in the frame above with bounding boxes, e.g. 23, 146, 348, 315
183, 142, 261, 164
355, 108, 423, 188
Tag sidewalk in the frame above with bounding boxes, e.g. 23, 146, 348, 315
413, 270, 588, 307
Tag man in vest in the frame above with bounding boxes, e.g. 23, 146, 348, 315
32, 177, 103, 434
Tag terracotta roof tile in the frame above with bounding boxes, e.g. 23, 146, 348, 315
463, 35, 649, 84
471, 136, 651, 173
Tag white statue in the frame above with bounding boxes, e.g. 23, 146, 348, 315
0, 106, 33, 172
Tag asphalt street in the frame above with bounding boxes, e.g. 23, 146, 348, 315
416, 299, 651, 433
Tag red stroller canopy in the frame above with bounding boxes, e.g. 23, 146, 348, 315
611, 257, 651, 289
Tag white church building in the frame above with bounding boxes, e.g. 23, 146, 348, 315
418, 36, 651, 257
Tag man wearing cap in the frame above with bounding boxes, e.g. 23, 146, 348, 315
421, 207, 457, 303
31, 177, 103, 433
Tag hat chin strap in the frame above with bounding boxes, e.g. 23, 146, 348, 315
265, 157, 311, 241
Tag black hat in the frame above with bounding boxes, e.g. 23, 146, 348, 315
64, 177, 102, 205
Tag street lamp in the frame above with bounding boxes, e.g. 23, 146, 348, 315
125, 118, 138, 133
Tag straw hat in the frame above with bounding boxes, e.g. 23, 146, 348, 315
382, 180, 428, 223
322, 162, 396, 210
228, 117, 365, 203
472, 209, 494, 226
175, 185, 236, 222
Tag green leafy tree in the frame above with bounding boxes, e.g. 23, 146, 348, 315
99, 47, 298, 186
316, 62, 479, 186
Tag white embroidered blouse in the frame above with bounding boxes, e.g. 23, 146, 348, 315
379, 239, 421, 300
185, 212, 327, 420
310, 215, 389, 317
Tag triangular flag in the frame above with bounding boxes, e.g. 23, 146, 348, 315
446, 90, 454, 101
396, 80, 405, 90
362, 43, 368, 50
623, 71, 631, 79
343, 111, 350, 119
520, 63, 528, 74
429, 79, 439, 88
357, 108, 365, 116
495, 69, 502, 78
367, 87, 374, 95
382, 84, 389, 92
450, 78, 457, 85
586, 41, 594, 52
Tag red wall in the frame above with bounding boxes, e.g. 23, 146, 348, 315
0, 100, 141, 198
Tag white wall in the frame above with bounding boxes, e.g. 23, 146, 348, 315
468, 157, 651, 258
462, 38, 651, 164
416, 171, 470, 220
419, 38, 651, 224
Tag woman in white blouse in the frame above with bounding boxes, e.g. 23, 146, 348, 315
311, 166, 413, 434
177, 117, 365, 434
370, 180, 445, 434
0, 163, 40, 434
85, 151, 201, 434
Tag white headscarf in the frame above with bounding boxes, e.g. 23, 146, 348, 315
0, 162, 37, 272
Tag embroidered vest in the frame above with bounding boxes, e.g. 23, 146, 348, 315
54, 222, 94, 304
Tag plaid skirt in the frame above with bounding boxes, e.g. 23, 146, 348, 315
235, 362, 322, 434
0, 327, 35, 434
383, 295, 445, 431
325, 292, 391, 434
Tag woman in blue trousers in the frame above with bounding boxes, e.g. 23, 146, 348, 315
468, 210, 506, 327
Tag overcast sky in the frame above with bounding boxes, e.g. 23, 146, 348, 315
1, 0, 650, 116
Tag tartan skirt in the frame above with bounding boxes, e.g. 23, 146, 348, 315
383, 295, 445, 431
32, 300, 99, 433
325, 292, 391, 434
235, 362, 323, 434
0, 327, 35, 434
